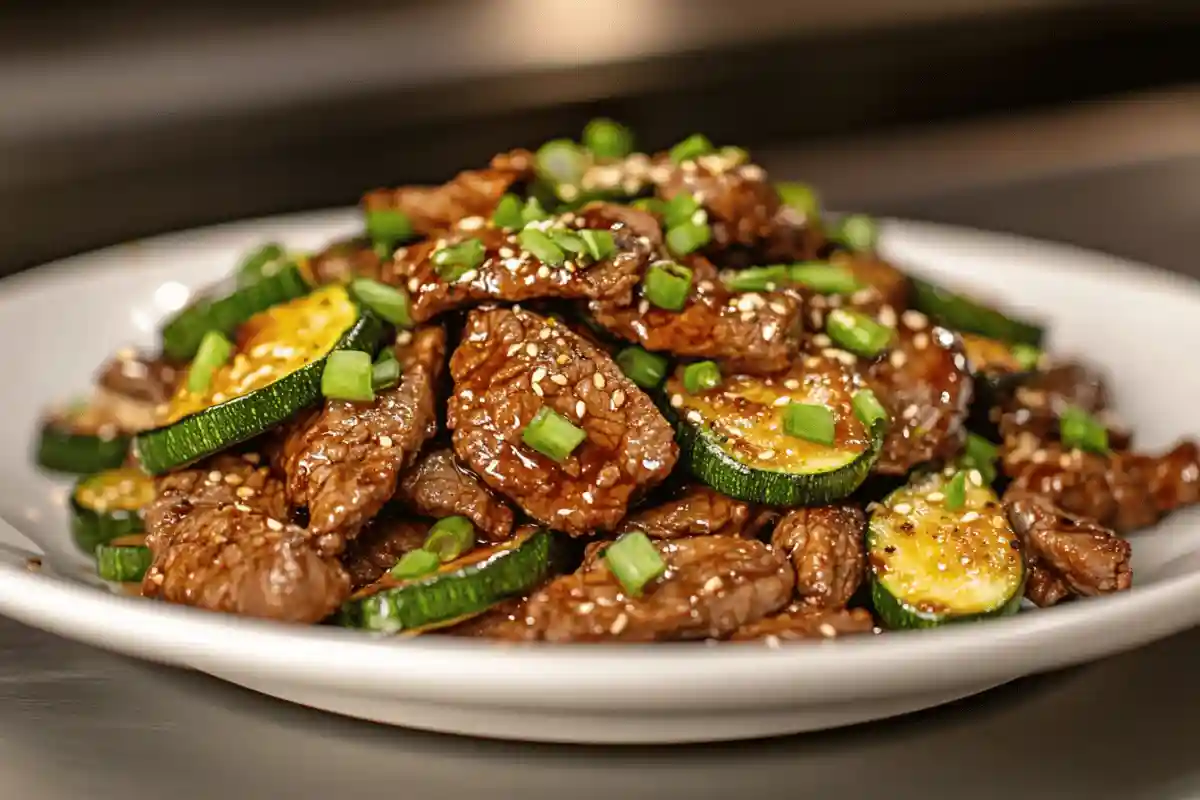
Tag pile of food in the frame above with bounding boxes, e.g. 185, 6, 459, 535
36, 121, 1200, 643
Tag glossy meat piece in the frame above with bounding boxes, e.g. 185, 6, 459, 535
527, 535, 794, 642
383, 204, 655, 324
837, 252, 910, 315
306, 238, 382, 285
867, 311, 973, 474
615, 484, 765, 540
656, 154, 780, 251
589, 254, 805, 374
770, 505, 866, 609
362, 149, 535, 237
442, 596, 539, 642
758, 208, 827, 265
277, 326, 445, 552
997, 360, 1131, 451
729, 606, 875, 642
340, 516, 430, 589
395, 447, 514, 542
448, 307, 677, 535
1005, 491, 1132, 607
142, 454, 348, 623
1024, 563, 1072, 608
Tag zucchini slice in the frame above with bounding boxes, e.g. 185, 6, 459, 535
911, 277, 1044, 347
135, 285, 383, 474
339, 528, 560, 634
869, 470, 1025, 629
96, 534, 152, 583
961, 333, 1041, 436
664, 356, 886, 507
36, 410, 130, 474
160, 252, 310, 361
70, 467, 156, 554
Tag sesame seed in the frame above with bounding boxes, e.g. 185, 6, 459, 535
396, 330, 413, 345
525, 343, 539, 357
927, 492, 945, 502
535, 264, 552, 279
761, 323, 777, 341
878, 305, 897, 328
611, 389, 626, 409
638, 299, 650, 315
532, 367, 547, 383
407, 277, 421, 292
913, 333, 930, 350
379, 435, 393, 448
593, 373, 606, 390
784, 379, 801, 390
459, 269, 479, 283
741, 312, 755, 323
576, 400, 587, 419
532, 382, 544, 397
208, 471, 222, 483
968, 470, 984, 486
234, 504, 252, 513
759, 449, 775, 460
818, 623, 838, 638
236, 486, 255, 499
889, 350, 908, 369
498, 246, 515, 258
1058, 453, 1073, 469
698, 280, 715, 292
459, 215, 485, 231
813, 334, 832, 347
893, 502, 912, 515
686, 410, 703, 424
1032, 449, 1048, 464
582, 491, 594, 504
610, 613, 630, 634
551, 374, 568, 386
670, 394, 684, 408
902, 404, 919, 420
242, 453, 261, 465
769, 301, 788, 315
901, 310, 928, 330
223, 473, 244, 486
539, 327, 552, 340
266, 518, 284, 531
703, 575, 724, 593
773, 396, 790, 407
992, 515, 1007, 528
507, 343, 523, 357
960, 511, 980, 523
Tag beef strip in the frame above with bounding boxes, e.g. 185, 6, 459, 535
770, 504, 866, 609
448, 306, 677, 535
306, 237, 382, 285
441, 596, 539, 642
526, 535, 794, 642
142, 453, 348, 623
589, 254, 805, 374
615, 484, 768, 540
867, 310, 973, 474
277, 326, 445, 553
997, 360, 1132, 452
395, 447, 514, 542
362, 149, 535, 237
730, 605, 876, 642
1004, 490, 1132, 607
340, 515, 430, 590
383, 203, 655, 324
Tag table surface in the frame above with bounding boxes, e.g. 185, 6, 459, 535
3, 100, 1200, 799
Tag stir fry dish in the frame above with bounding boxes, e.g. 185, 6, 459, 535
35, 121, 1200, 644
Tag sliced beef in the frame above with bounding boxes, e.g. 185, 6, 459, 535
867, 311, 973, 474
526, 535, 794, 642
142, 454, 348, 623
362, 149, 535, 237
395, 447, 514, 542
615, 484, 767, 540
837, 252, 911, 315
997, 360, 1131, 452
448, 307, 677, 536
1004, 490, 1132, 607
383, 203, 654, 324
341, 515, 430, 590
1024, 563, 1072, 608
307, 237, 382, 285
441, 596, 539, 642
655, 154, 780, 252
277, 326, 445, 552
730, 606, 876, 642
589, 254, 804, 374
770, 505, 866, 609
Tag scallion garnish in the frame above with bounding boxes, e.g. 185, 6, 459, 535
642, 262, 693, 311
723, 265, 793, 292
350, 278, 414, 328
391, 548, 439, 580
776, 182, 820, 220
852, 388, 889, 429
492, 193, 525, 230
666, 220, 711, 257
187, 330, 233, 394
669, 133, 715, 164
961, 432, 999, 484
235, 242, 287, 288
829, 213, 879, 253
630, 197, 666, 215
663, 193, 701, 229
789, 262, 863, 295
783, 402, 836, 445
548, 228, 588, 257
522, 406, 587, 462
371, 348, 400, 391
604, 531, 666, 597
522, 197, 551, 224
366, 208, 415, 254
1012, 343, 1043, 372
616, 346, 669, 389
423, 516, 475, 563
826, 309, 893, 357
583, 118, 634, 160
579, 229, 616, 261
535, 139, 588, 186
682, 361, 721, 394
943, 471, 968, 511
1059, 405, 1109, 454
518, 228, 567, 266
321, 350, 375, 403
432, 238, 486, 281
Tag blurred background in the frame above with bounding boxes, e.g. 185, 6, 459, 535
2, 0, 1198, 276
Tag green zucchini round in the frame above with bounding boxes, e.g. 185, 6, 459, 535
339, 528, 560, 634
37, 419, 130, 474
70, 467, 156, 554
136, 285, 384, 474
911, 277, 1045, 347
96, 535, 153, 583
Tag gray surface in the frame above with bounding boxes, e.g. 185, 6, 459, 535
4, 138, 1200, 798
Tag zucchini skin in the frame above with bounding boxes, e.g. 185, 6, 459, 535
135, 308, 384, 475
36, 425, 129, 474
911, 277, 1044, 347
70, 499, 144, 554
95, 543, 152, 583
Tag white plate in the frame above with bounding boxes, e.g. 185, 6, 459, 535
0, 210, 1198, 744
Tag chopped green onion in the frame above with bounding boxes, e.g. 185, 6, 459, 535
492, 193, 525, 229
583, 118, 634, 159
788, 262, 862, 295
961, 432, 999, 484
826, 308, 893, 357
365, 208, 415, 253
829, 213, 879, 253
669, 133, 715, 164
943, 471, 968, 511
682, 361, 721, 394
723, 265, 793, 292
783, 403, 836, 445
391, 548, 440, 580
666, 221, 711, 257
630, 197, 666, 215
371, 349, 400, 391
350, 278, 413, 328
1012, 343, 1043, 372
535, 139, 587, 186
776, 182, 821, 220
616, 347, 669, 389
642, 261, 693, 311
521, 197, 551, 224
187, 331, 233, 394
579, 229, 616, 261
548, 228, 588, 257
235, 243, 286, 288
321, 350, 375, 403
852, 389, 889, 429
432, 238, 486, 281
663, 193, 701, 229
423, 516, 475, 563
522, 406, 587, 462
1059, 405, 1109, 454
517, 228, 567, 266
604, 531, 666, 596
